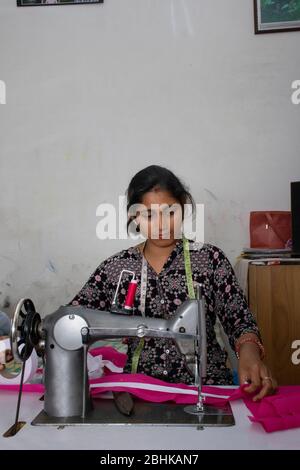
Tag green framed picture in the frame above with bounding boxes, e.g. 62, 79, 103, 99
17, 0, 103, 6
254, 0, 300, 33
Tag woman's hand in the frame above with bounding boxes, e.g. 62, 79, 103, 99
238, 342, 277, 401
0, 336, 13, 372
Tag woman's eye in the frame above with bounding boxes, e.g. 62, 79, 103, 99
162, 210, 174, 218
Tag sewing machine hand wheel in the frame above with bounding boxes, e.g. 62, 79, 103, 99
3, 298, 43, 438
10, 298, 41, 363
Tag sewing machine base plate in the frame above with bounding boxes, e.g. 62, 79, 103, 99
31, 399, 235, 428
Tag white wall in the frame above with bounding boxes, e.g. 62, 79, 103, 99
0, 0, 299, 315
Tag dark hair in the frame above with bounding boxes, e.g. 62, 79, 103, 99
126, 165, 195, 233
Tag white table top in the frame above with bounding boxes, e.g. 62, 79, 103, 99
0, 390, 300, 450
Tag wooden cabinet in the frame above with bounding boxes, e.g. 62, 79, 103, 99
248, 264, 300, 385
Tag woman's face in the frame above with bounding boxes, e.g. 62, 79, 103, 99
135, 188, 183, 246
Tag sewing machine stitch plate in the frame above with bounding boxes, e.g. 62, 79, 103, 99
31, 399, 235, 428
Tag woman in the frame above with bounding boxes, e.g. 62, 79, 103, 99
69, 165, 276, 401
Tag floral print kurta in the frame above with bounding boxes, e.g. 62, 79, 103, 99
68, 239, 260, 385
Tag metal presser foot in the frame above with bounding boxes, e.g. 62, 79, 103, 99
183, 387, 234, 427
184, 393, 206, 415
183, 401, 235, 428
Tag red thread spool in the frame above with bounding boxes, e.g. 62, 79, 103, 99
124, 279, 138, 310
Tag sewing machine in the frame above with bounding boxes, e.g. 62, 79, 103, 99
5, 281, 234, 435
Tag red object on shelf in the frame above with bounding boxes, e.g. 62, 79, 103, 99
250, 211, 292, 248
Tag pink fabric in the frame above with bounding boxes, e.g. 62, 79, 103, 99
237, 385, 300, 433
90, 373, 236, 405
1, 346, 300, 433
90, 377, 300, 432
0, 383, 44, 393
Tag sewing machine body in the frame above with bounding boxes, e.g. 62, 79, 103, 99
42, 300, 199, 418
9, 296, 235, 429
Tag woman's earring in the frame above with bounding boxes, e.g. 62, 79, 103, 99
136, 224, 140, 233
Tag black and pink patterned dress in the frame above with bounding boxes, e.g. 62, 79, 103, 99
68, 239, 260, 385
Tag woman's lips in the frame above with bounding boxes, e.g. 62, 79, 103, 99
158, 232, 169, 239
151, 230, 171, 239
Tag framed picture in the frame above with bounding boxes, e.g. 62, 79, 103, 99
254, 0, 300, 33
17, 0, 103, 6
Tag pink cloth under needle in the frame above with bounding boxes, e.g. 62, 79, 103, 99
1, 346, 300, 433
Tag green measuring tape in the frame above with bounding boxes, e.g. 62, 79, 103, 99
182, 235, 196, 300
131, 338, 145, 374
131, 235, 195, 374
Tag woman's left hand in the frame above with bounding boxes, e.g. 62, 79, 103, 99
238, 342, 277, 401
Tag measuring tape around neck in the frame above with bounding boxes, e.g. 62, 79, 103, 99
183, 235, 196, 300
